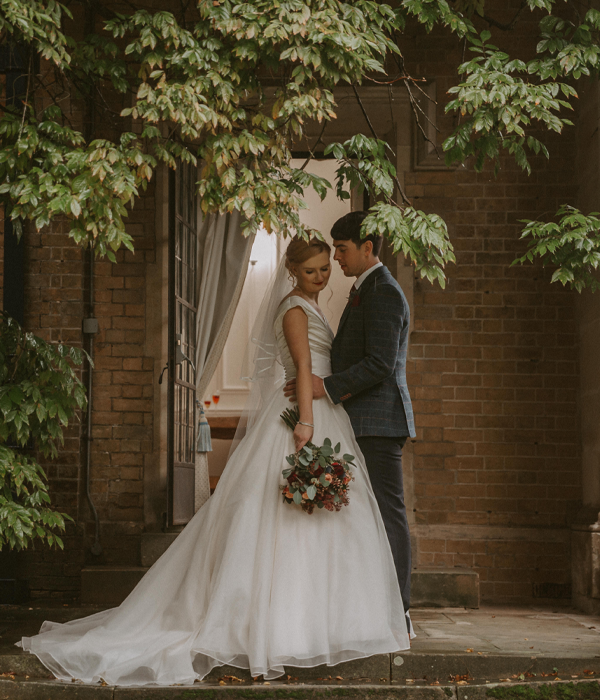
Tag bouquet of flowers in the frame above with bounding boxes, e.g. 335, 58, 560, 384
280, 406, 355, 514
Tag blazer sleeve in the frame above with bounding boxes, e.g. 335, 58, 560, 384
324, 283, 407, 404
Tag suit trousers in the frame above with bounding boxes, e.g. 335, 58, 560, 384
357, 436, 411, 613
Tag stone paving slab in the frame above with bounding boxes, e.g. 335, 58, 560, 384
1, 678, 599, 700
409, 607, 600, 659
1, 604, 599, 690
391, 655, 600, 683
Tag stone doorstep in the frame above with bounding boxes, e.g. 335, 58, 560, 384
0, 678, 599, 700
410, 570, 479, 609
2, 652, 599, 686
80, 567, 148, 606
81, 562, 480, 608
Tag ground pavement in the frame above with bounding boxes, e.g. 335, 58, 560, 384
0, 604, 599, 699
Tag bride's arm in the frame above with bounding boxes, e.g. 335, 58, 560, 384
282, 306, 314, 452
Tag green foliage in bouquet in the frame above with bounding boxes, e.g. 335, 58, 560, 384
280, 406, 355, 514
0, 313, 87, 550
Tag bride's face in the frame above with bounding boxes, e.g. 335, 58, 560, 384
294, 251, 332, 295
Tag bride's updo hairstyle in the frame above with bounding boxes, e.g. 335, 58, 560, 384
285, 237, 331, 282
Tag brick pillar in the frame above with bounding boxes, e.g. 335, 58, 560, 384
573, 78, 600, 615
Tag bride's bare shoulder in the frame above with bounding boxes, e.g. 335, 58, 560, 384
276, 293, 308, 324
280, 291, 303, 303
277, 291, 304, 310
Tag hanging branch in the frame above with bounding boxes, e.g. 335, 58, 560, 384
482, 1, 527, 31
299, 119, 329, 171
351, 84, 411, 206
390, 55, 442, 161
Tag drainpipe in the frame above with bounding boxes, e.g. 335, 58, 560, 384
83, 249, 102, 556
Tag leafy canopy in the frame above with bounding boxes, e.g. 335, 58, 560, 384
0, 0, 599, 288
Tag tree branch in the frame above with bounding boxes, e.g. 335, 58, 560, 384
351, 84, 411, 207
482, 1, 527, 31
391, 54, 441, 160
299, 119, 328, 171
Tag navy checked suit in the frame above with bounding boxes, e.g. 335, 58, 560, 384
324, 264, 415, 614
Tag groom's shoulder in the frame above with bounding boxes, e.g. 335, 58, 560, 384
369, 266, 407, 302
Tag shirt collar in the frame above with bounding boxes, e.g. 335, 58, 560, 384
354, 261, 383, 290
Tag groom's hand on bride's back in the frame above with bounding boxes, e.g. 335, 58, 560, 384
283, 375, 326, 402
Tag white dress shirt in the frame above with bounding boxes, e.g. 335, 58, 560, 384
354, 261, 383, 290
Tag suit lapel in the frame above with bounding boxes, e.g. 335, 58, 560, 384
337, 299, 354, 336
335, 266, 388, 337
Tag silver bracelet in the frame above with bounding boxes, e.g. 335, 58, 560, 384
297, 421, 314, 428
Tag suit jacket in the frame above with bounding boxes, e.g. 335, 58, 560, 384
324, 265, 416, 439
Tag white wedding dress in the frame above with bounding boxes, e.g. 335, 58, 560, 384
19, 295, 411, 686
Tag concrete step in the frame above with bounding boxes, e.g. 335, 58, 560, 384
2, 650, 599, 685
81, 558, 480, 609
411, 569, 479, 609
140, 533, 179, 567
0, 676, 598, 700
80, 567, 147, 605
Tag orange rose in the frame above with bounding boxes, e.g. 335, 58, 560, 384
325, 474, 332, 482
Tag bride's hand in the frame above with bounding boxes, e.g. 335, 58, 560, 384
293, 423, 313, 452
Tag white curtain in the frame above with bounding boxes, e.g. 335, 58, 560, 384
194, 211, 255, 510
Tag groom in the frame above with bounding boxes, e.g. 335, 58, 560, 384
285, 211, 416, 627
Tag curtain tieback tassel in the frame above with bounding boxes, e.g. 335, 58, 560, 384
196, 400, 212, 453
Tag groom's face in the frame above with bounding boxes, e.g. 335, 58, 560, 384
333, 239, 372, 278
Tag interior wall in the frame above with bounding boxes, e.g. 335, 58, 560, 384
290, 158, 354, 331
205, 159, 353, 479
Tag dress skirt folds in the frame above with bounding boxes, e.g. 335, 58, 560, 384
18, 296, 411, 686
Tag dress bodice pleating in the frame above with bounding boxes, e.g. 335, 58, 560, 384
274, 296, 334, 380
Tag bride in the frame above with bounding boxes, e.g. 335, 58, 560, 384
18, 237, 412, 686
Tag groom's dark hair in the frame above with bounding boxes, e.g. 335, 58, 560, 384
330, 211, 383, 257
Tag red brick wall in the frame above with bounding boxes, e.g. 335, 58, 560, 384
2, 0, 583, 604
16, 220, 86, 598
89, 187, 156, 566
9, 190, 157, 599
402, 2, 581, 602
